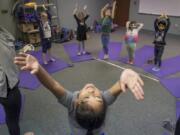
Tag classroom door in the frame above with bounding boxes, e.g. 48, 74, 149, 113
114, 0, 130, 27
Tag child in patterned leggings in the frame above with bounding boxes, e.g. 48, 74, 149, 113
124, 21, 144, 64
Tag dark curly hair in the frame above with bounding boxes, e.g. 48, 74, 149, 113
75, 99, 107, 135
129, 21, 137, 30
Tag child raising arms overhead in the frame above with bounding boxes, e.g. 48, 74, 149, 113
152, 13, 170, 71
73, 4, 89, 56
15, 53, 144, 135
34, 4, 55, 65
124, 21, 144, 64
100, 1, 116, 60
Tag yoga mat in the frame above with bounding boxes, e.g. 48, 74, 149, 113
176, 100, 180, 119
160, 77, 180, 98
0, 94, 25, 124
30, 50, 69, 73
0, 105, 5, 124
18, 51, 69, 90
98, 41, 122, 60
119, 45, 154, 67
18, 71, 41, 90
63, 43, 93, 63
142, 55, 180, 78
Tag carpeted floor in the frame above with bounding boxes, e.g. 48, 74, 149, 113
0, 28, 179, 135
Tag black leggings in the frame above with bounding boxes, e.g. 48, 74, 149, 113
154, 45, 165, 67
175, 117, 180, 135
0, 86, 21, 135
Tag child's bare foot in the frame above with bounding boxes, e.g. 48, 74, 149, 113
127, 60, 134, 65
129, 61, 134, 65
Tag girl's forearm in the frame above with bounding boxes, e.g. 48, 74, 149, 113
36, 65, 66, 97
109, 81, 123, 97
111, 2, 116, 19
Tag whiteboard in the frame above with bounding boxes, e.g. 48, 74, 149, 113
139, 0, 180, 17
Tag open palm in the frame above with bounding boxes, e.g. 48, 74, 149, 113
120, 69, 144, 100
14, 53, 39, 74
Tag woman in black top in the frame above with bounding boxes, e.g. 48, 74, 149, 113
73, 5, 89, 56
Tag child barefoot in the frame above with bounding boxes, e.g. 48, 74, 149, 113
100, 1, 116, 60
124, 21, 144, 64
73, 4, 89, 56
34, 4, 55, 64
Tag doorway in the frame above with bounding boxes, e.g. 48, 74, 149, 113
114, 0, 131, 27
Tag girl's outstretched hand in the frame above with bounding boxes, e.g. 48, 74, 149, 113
14, 53, 40, 74
120, 69, 144, 100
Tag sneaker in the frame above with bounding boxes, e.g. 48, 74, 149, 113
156, 67, 160, 71
24, 132, 34, 135
49, 58, 56, 62
152, 66, 160, 72
82, 51, 86, 55
77, 52, 81, 56
103, 54, 109, 60
43, 61, 48, 65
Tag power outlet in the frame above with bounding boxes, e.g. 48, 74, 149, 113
1, 10, 8, 14
175, 24, 179, 28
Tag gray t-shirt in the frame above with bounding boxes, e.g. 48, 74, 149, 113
57, 90, 117, 135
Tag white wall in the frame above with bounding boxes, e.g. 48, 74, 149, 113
129, 0, 180, 35
139, 0, 180, 17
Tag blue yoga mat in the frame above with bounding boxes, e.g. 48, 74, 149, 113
160, 77, 180, 98
18, 71, 41, 90
98, 41, 122, 60
19, 50, 69, 90
119, 45, 154, 67
0, 94, 25, 124
143, 55, 180, 78
30, 51, 69, 73
63, 43, 93, 63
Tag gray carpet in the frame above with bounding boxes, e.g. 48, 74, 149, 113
0, 28, 179, 135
